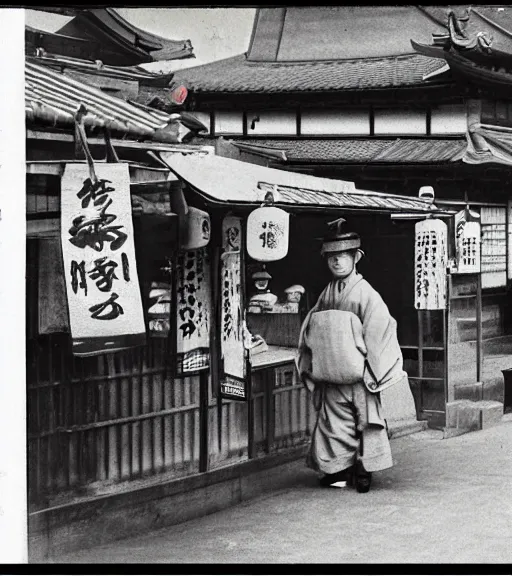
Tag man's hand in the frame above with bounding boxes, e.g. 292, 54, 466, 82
363, 361, 379, 392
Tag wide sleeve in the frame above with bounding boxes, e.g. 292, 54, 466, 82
358, 284, 406, 391
296, 286, 328, 394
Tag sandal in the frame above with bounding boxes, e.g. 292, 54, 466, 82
355, 460, 372, 493
319, 468, 351, 488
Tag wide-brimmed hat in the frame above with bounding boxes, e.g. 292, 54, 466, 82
320, 218, 364, 257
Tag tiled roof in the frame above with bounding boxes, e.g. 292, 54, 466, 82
99, 8, 195, 61
25, 61, 176, 141
233, 138, 467, 163
55, 8, 194, 64
172, 53, 450, 93
26, 54, 172, 82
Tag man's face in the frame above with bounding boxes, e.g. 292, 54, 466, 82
326, 250, 356, 279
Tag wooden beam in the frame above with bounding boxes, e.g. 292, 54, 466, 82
26, 130, 215, 155
26, 161, 178, 183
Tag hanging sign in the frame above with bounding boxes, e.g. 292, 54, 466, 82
414, 218, 448, 310
61, 163, 146, 356
220, 215, 247, 399
455, 209, 481, 274
182, 206, 211, 251
481, 206, 507, 289
246, 206, 289, 262
176, 248, 211, 374
221, 376, 247, 400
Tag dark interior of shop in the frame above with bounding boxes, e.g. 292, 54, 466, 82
245, 211, 419, 346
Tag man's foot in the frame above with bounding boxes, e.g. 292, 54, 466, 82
319, 469, 350, 488
355, 460, 372, 493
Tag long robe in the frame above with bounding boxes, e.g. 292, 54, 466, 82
297, 271, 407, 474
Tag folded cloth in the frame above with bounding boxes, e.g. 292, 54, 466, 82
304, 309, 367, 386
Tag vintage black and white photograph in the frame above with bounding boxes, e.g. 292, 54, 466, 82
1, 3, 512, 566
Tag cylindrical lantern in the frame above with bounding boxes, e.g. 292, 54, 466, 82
455, 209, 481, 274
246, 206, 289, 262
414, 218, 448, 310
182, 206, 211, 250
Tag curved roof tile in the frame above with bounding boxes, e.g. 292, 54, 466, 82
173, 53, 449, 93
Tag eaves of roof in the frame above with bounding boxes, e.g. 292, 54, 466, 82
232, 138, 467, 164
159, 151, 450, 215
26, 54, 173, 83
25, 60, 178, 142
88, 8, 195, 62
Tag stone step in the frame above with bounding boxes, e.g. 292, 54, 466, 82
388, 418, 428, 439
446, 399, 504, 433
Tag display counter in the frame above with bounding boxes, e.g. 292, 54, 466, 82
250, 345, 297, 371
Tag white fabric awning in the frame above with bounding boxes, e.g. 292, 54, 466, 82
159, 152, 447, 214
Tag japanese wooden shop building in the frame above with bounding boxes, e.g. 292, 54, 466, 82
171, 5, 512, 428
26, 5, 511, 559
25, 39, 446, 560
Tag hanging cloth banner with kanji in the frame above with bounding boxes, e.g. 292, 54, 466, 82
220, 215, 247, 399
61, 163, 146, 356
176, 248, 211, 374
414, 218, 448, 310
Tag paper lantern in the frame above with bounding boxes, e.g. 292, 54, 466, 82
455, 209, 481, 274
414, 218, 448, 310
246, 206, 289, 262
182, 206, 211, 250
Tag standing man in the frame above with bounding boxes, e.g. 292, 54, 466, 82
297, 219, 407, 493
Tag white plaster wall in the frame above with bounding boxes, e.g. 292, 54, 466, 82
374, 109, 427, 135
301, 109, 370, 135
214, 111, 244, 135
431, 104, 466, 135
246, 111, 297, 136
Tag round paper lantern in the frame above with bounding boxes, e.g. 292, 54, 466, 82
247, 206, 289, 262
183, 206, 211, 250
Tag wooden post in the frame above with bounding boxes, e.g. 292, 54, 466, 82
247, 362, 255, 460
208, 211, 223, 453
476, 273, 483, 383
265, 369, 275, 454
199, 371, 209, 473
239, 216, 254, 459
417, 309, 425, 415
169, 252, 179, 379
418, 310, 424, 380
445, 276, 454, 404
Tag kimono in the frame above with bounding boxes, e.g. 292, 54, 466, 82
297, 270, 407, 474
